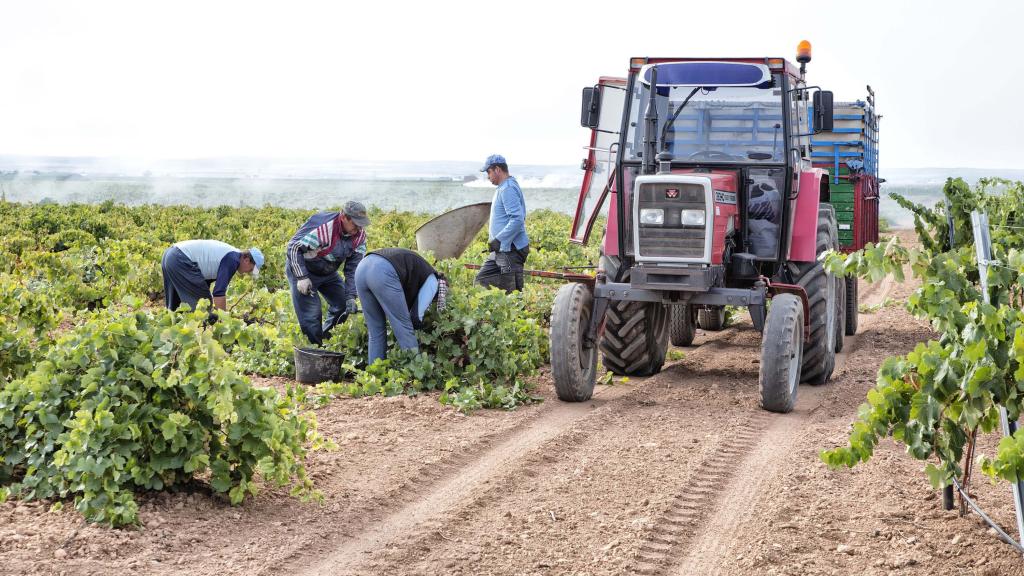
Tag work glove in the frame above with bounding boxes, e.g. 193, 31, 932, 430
495, 251, 512, 275
345, 299, 358, 315
488, 238, 501, 253
296, 278, 314, 296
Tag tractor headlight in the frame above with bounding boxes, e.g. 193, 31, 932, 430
640, 208, 665, 225
680, 209, 706, 226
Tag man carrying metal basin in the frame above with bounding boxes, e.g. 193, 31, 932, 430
286, 201, 370, 346
355, 247, 448, 365
475, 154, 530, 292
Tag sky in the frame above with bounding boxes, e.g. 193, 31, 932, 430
1, 0, 1022, 170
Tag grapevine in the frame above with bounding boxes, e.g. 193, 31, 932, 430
821, 178, 1024, 489
0, 302, 326, 526
0, 200, 597, 524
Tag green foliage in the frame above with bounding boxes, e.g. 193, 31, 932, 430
0, 200, 596, 524
311, 286, 547, 412
0, 302, 324, 526
821, 177, 1024, 488
0, 277, 61, 381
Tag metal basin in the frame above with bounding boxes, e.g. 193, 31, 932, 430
415, 202, 491, 260
293, 347, 345, 384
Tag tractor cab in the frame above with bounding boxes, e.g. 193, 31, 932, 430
574, 54, 835, 287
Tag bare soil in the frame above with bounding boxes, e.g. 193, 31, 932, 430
3, 231, 1023, 576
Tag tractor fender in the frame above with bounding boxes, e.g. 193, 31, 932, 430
766, 281, 811, 339
789, 168, 829, 262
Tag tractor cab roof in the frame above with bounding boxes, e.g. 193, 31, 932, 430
629, 57, 801, 81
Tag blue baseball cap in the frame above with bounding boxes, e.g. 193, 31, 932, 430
479, 154, 506, 172
248, 247, 265, 276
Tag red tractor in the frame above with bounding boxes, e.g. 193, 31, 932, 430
550, 42, 880, 413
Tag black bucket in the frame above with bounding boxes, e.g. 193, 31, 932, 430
293, 347, 345, 384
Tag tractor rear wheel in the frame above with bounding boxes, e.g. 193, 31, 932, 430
759, 293, 804, 413
844, 275, 859, 335
598, 256, 669, 376
792, 206, 839, 385
669, 304, 696, 347
550, 283, 598, 402
697, 306, 726, 331
601, 298, 670, 376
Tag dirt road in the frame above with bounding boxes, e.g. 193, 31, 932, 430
4, 243, 1024, 575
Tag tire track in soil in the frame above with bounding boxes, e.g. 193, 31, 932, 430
626, 411, 775, 575
615, 275, 897, 576
276, 276, 894, 576
332, 341, 767, 576
274, 383, 637, 576
274, 316, 756, 576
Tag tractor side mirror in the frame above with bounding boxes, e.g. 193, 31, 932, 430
813, 90, 834, 132
581, 86, 601, 129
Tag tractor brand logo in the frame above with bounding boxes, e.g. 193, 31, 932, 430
714, 190, 737, 205
665, 188, 680, 199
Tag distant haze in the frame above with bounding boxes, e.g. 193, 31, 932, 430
5, 155, 1024, 230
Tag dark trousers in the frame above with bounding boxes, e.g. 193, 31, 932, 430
286, 265, 350, 346
161, 247, 212, 311
475, 246, 529, 293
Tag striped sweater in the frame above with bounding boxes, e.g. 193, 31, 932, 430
286, 211, 367, 299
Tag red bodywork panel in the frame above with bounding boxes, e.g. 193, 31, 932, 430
852, 176, 880, 251
603, 188, 620, 257
790, 169, 827, 262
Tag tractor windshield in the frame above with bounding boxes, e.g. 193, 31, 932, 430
625, 68, 786, 164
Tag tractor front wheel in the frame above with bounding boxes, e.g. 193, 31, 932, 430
550, 283, 598, 402
758, 293, 804, 413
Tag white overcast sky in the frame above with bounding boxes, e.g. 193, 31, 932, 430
1, 0, 1021, 169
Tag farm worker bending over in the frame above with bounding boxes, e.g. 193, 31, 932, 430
161, 240, 264, 311
474, 154, 530, 293
286, 201, 370, 346
355, 247, 448, 365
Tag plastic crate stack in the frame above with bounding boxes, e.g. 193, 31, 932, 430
809, 100, 880, 249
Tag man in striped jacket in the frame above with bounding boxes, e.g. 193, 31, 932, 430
286, 201, 370, 345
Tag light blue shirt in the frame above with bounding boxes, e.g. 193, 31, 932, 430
489, 176, 529, 252
416, 274, 438, 320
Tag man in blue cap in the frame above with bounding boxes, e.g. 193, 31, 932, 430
475, 154, 529, 292
286, 200, 370, 345
161, 240, 264, 311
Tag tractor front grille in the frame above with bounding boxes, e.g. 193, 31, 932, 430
635, 180, 709, 261
637, 227, 706, 257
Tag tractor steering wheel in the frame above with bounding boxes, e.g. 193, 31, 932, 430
688, 150, 735, 161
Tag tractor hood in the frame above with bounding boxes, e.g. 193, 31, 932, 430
675, 169, 740, 193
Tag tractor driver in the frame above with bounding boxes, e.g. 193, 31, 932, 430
747, 175, 783, 258
474, 154, 530, 293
